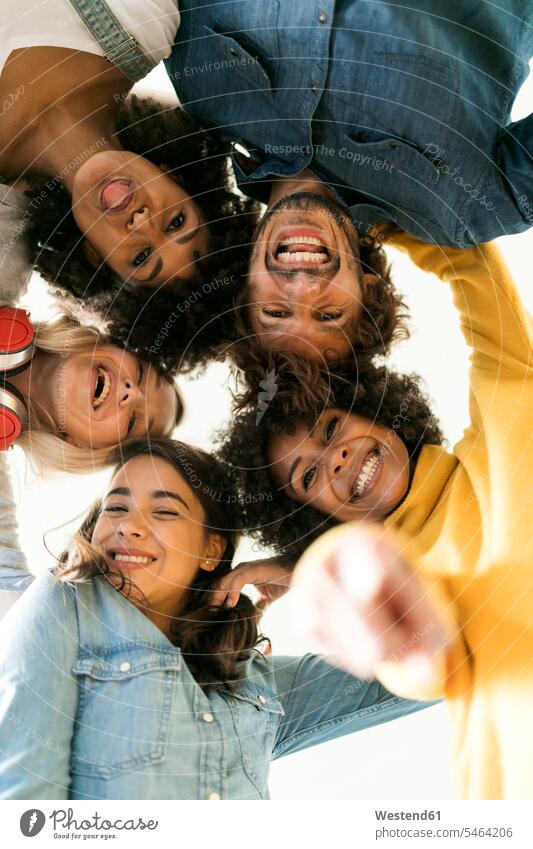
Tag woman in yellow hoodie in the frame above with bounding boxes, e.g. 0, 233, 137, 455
217, 234, 533, 799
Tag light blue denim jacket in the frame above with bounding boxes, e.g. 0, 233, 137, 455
0, 431, 431, 800
0, 562, 431, 800
166, 0, 533, 246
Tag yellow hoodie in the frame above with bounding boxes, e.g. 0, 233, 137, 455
376, 234, 533, 799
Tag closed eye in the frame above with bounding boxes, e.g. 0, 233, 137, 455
324, 415, 339, 442
316, 311, 342, 321
263, 309, 291, 319
124, 364, 145, 437
302, 466, 317, 491
103, 504, 127, 513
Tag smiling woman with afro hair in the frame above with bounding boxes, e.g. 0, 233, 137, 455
217, 356, 444, 564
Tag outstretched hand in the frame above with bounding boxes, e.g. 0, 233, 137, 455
211, 557, 293, 608
292, 523, 454, 685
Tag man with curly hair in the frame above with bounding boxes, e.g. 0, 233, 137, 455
166, 0, 533, 360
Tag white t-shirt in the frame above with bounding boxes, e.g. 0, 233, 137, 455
0, 0, 180, 74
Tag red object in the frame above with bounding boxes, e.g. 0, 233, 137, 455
0, 307, 33, 450
0, 307, 34, 360
0, 400, 22, 450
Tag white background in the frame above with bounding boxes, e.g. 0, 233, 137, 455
7, 62, 533, 800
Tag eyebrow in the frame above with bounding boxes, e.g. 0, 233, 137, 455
174, 225, 200, 245
105, 487, 190, 510
132, 256, 163, 284
286, 419, 321, 492
152, 490, 190, 510
288, 457, 301, 493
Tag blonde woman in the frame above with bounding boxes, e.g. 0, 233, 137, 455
5, 314, 181, 472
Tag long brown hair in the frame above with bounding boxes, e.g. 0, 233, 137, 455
58, 439, 261, 690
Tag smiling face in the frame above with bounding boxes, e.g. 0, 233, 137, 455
42, 345, 178, 448
268, 408, 411, 522
92, 454, 225, 631
247, 193, 376, 360
71, 151, 209, 287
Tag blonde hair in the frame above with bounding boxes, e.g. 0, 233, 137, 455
18, 314, 119, 474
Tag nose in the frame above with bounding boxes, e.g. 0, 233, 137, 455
329, 444, 350, 477
119, 378, 141, 406
126, 207, 150, 232
117, 515, 147, 539
275, 271, 329, 295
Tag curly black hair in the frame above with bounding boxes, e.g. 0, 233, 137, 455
217, 358, 445, 564
23, 96, 260, 373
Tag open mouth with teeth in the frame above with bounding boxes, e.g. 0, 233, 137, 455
350, 447, 383, 501
273, 233, 332, 266
111, 551, 155, 566
109, 551, 156, 568
93, 366, 112, 410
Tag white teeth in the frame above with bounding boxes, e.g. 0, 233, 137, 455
281, 236, 325, 247
113, 554, 152, 564
93, 367, 111, 409
352, 451, 382, 499
277, 251, 328, 264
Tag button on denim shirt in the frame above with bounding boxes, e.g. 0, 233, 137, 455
167, 0, 533, 246
0, 565, 430, 800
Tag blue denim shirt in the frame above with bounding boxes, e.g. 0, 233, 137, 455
166, 0, 533, 246
0, 569, 430, 800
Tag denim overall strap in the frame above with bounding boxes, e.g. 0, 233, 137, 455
66, 0, 156, 82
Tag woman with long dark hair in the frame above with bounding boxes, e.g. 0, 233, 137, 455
0, 438, 430, 799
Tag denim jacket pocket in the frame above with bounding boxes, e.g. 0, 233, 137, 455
223, 681, 284, 796
340, 134, 448, 235
202, 27, 276, 90
356, 51, 462, 152
71, 646, 181, 779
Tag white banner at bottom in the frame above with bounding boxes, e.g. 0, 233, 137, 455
2, 799, 532, 848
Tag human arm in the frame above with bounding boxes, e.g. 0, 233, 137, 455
269, 649, 433, 760
290, 522, 471, 704
0, 183, 32, 304
211, 557, 293, 608
0, 455, 32, 619
386, 231, 533, 540
0, 572, 79, 798
387, 231, 532, 376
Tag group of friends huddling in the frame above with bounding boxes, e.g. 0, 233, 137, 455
0, 0, 532, 801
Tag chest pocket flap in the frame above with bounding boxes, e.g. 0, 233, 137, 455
71, 646, 181, 778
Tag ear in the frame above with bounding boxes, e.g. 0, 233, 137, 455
362, 273, 379, 288
199, 534, 228, 572
82, 239, 103, 269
